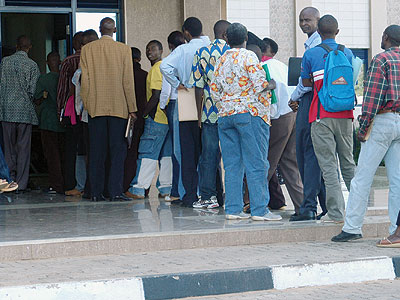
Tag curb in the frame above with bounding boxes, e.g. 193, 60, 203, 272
1, 256, 399, 299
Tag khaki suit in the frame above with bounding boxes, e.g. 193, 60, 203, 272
80, 35, 137, 198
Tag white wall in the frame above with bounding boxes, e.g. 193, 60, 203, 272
227, 0, 270, 38
313, 0, 370, 48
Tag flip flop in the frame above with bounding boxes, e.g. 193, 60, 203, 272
1, 181, 18, 192
376, 237, 400, 248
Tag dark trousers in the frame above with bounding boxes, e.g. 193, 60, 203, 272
123, 124, 144, 192
179, 121, 200, 205
82, 122, 91, 196
166, 99, 180, 197
2, 122, 32, 190
296, 92, 327, 215
41, 130, 64, 193
268, 173, 286, 209
397, 211, 400, 226
88, 116, 127, 198
0, 144, 11, 182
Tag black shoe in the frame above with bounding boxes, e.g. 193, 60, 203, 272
110, 194, 133, 202
91, 195, 106, 202
82, 193, 91, 199
331, 230, 362, 242
316, 211, 327, 220
171, 199, 182, 205
289, 211, 316, 221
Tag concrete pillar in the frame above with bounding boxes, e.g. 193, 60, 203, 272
370, 0, 387, 60
295, 0, 312, 57
183, 0, 222, 38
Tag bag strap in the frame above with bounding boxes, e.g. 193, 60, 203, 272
317, 43, 333, 53
337, 44, 345, 52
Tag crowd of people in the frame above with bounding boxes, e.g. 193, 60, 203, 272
0, 7, 400, 247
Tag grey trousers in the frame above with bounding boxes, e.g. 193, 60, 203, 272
2, 122, 32, 190
268, 111, 303, 213
311, 118, 355, 221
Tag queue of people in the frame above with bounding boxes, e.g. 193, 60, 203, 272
0, 8, 400, 248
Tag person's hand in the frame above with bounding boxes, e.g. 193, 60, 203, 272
43, 91, 48, 99
267, 79, 276, 90
288, 99, 299, 112
177, 84, 188, 91
129, 112, 137, 122
357, 130, 366, 143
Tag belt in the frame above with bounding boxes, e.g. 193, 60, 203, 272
377, 110, 400, 115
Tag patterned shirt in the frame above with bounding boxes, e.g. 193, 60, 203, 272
358, 47, 400, 138
210, 48, 272, 125
189, 39, 230, 123
0, 51, 40, 125
57, 50, 80, 117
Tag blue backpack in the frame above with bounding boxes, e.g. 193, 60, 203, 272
317, 44, 355, 114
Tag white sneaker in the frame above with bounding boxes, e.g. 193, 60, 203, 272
193, 199, 208, 208
207, 196, 219, 209
252, 211, 282, 221
225, 212, 250, 220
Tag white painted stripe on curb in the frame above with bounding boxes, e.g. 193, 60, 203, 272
271, 257, 396, 290
0, 278, 145, 300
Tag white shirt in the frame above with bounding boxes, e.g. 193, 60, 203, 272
263, 59, 294, 119
72, 68, 88, 123
159, 72, 177, 109
160, 36, 210, 89
290, 31, 322, 101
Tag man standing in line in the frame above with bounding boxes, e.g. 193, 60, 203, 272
301, 15, 355, 223
57, 31, 84, 197
189, 20, 231, 209
288, 7, 327, 221
261, 38, 303, 216
332, 25, 400, 242
80, 17, 137, 202
160, 17, 210, 207
159, 31, 186, 202
0, 35, 40, 192
123, 47, 148, 194
129, 40, 172, 198
34, 51, 65, 194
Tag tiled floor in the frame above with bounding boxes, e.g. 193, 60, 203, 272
0, 168, 389, 243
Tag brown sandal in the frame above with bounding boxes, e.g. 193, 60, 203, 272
376, 236, 400, 248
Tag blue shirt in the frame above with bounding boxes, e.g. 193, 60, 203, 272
301, 39, 354, 79
291, 31, 322, 101
160, 36, 210, 89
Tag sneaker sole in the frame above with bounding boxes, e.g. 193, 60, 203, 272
251, 216, 283, 221
207, 204, 220, 209
225, 214, 250, 220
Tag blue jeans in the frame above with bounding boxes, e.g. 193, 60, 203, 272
129, 117, 172, 196
166, 99, 181, 198
343, 113, 400, 235
199, 122, 221, 200
218, 113, 270, 217
296, 91, 327, 215
0, 145, 11, 182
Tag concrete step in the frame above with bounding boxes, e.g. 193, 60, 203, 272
0, 239, 399, 299
0, 213, 390, 262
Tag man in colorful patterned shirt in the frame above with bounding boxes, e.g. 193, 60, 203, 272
189, 20, 230, 209
0, 35, 40, 191
333, 25, 400, 242
210, 23, 281, 221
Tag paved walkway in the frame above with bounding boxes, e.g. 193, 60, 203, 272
1, 239, 398, 287
183, 279, 400, 300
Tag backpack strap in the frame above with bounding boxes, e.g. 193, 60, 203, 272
317, 43, 333, 53
337, 44, 345, 52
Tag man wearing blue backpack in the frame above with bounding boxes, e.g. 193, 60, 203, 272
301, 15, 355, 223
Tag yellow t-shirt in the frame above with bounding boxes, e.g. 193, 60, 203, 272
146, 60, 168, 124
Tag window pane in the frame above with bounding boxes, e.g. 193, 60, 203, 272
76, 12, 117, 40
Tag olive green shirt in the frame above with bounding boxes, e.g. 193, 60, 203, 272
34, 72, 65, 132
